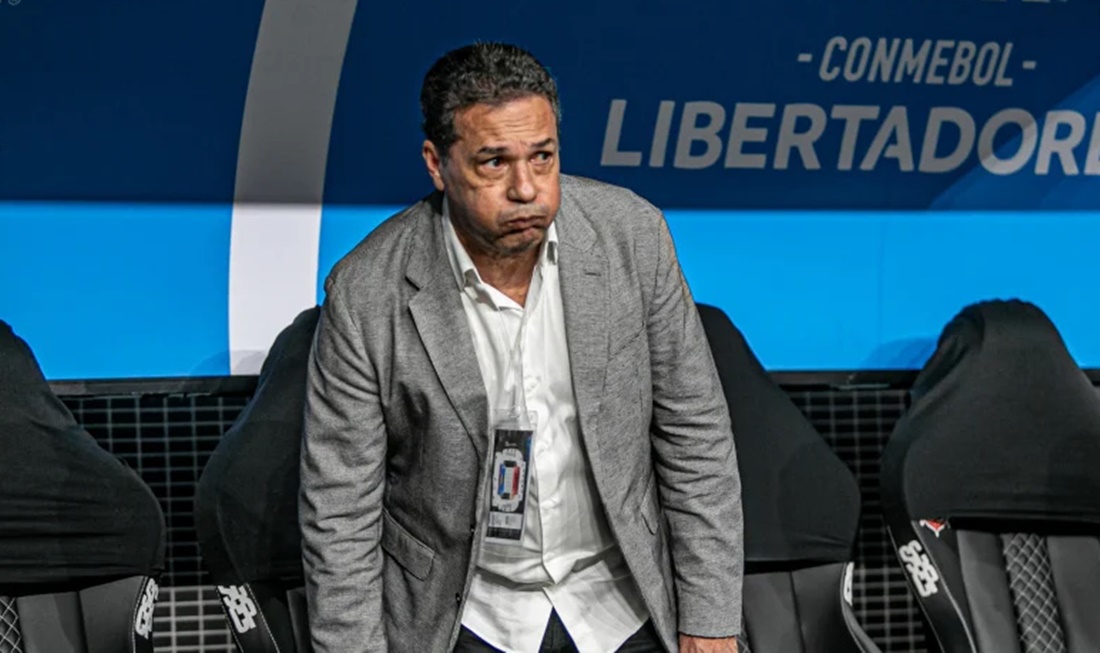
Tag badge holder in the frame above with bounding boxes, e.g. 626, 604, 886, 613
483, 291, 542, 546
486, 408, 538, 544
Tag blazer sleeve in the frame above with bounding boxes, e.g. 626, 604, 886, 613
643, 208, 745, 638
300, 277, 389, 652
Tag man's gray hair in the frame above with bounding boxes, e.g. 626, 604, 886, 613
420, 42, 561, 160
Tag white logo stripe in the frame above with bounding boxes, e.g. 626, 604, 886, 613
228, 0, 358, 374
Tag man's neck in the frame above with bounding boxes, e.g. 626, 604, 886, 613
468, 248, 539, 307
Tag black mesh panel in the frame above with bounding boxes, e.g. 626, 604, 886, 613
0, 596, 21, 653
1002, 533, 1067, 653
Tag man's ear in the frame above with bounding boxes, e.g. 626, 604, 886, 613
422, 140, 446, 192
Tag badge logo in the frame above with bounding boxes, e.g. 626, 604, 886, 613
216, 585, 259, 634
919, 518, 948, 538
491, 448, 527, 513
898, 540, 941, 597
133, 579, 159, 639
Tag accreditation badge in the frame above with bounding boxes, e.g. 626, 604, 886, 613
485, 410, 537, 545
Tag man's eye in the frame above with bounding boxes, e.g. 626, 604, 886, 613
534, 152, 553, 163
483, 158, 503, 168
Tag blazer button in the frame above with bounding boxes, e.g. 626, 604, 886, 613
454, 593, 462, 604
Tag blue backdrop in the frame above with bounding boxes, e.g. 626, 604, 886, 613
1, 0, 1098, 379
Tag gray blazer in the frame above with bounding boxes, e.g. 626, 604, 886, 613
300, 175, 744, 652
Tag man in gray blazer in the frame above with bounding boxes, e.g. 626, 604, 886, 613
300, 43, 743, 653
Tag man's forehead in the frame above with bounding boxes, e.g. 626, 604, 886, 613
453, 97, 558, 147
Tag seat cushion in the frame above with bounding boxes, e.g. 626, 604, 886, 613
906, 525, 1100, 653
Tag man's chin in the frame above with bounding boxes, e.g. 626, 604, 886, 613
498, 228, 544, 256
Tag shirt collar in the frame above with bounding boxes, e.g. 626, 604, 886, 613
442, 197, 558, 294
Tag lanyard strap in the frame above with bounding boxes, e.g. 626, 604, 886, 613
495, 267, 544, 425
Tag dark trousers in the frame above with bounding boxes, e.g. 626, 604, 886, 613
453, 610, 664, 652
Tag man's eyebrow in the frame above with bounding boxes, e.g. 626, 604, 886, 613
475, 145, 508, 157
475, 138, 558, 157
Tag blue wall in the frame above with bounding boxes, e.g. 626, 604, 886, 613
2, 0, 1098, 379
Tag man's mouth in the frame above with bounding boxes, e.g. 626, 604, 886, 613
504, 216, 544, 232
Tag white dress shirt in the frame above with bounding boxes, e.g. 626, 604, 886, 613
443, 206, 649, 653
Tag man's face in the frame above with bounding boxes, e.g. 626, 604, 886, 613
423, 95, 561, 259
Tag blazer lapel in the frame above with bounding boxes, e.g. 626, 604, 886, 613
556, 203, 610, 458
406, 196, 490, 460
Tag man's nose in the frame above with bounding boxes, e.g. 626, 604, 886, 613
507, 162, 537, 203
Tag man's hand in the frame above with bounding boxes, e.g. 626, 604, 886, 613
679, 634, 739, 653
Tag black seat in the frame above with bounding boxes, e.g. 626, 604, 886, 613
0, 321, 165, 653
697, 304, 879, 653
882, 299, 1100, 653
195, 307, 320, 653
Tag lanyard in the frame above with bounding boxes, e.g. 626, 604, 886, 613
494, 266, 544, 426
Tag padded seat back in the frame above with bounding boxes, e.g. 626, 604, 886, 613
196, 307, 320, 653
882, 300, 1100, 653
742, 564, 859, 653
0, 321, 166, 652
0, 576, 159, 653
698, 304, 874, 653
